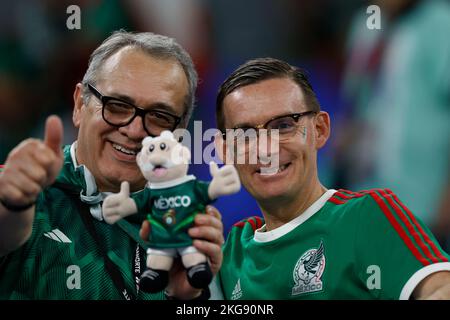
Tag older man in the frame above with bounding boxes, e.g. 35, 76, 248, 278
214, 57, 450, 300
0, 31, 223, 300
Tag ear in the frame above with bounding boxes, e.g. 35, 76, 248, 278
72, 83, 85, 128
314, 111, 330, 149
171, 144, 191, 164
160, 130, 175, 141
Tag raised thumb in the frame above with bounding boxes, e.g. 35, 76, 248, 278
44, 115, 63, 156
209, 161, 219, 177
120, 181, 130, 197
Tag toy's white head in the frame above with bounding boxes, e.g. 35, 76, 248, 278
137, 131, 191, 183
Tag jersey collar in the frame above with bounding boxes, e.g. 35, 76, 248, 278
254, 189, 337, 243
148, 175, 196, 189
57, 142, 144, 221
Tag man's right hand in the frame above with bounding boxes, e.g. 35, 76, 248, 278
0, 115, 64, 209
0, 115, 63, 256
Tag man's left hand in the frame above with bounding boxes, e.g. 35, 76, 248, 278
139, 205, 224, 299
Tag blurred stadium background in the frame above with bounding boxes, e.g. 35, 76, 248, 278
0, 0, 448, 249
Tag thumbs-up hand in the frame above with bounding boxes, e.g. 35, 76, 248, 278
102, 181, 138, 224
208, 162, 241, 200
209, 161, 220, 177
0, 115, 64, 212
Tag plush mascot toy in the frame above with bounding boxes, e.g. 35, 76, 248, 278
102, 130, 240, 293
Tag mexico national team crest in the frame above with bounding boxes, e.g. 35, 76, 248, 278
292, 240, 326, 296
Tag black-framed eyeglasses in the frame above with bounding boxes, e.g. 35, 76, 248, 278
221, 111, 317, 141
85, 83, 182, 136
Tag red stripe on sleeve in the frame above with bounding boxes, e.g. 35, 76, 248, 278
330, 190, 369, 203
328, 197, 346, 205
335, 191, 366, 200
368, 191, 431, 266
247, 218, 257, 231
233, 221, 246, 228
377, 189, 440, 264
385, 189, 448, 263
339, 189, 360, 195
254, 216, 263, 229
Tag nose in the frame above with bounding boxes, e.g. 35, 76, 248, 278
118, 116, 148, 141
149, 154, 166, 166
257, 132, 271, 157
257, 133, 279, 165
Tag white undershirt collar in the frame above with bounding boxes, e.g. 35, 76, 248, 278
253, 189, 337, 243
70, 142, 112, 221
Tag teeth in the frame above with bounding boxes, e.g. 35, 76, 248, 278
259, 164, 288, 175
260, 167, 278, 175
112, 143, 137, 155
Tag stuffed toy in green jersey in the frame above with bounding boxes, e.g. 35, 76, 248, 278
102, 130, 240, 293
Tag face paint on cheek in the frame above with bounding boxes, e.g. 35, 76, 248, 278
301, 127, 307, 142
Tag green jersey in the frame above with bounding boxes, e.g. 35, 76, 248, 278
133, 177, 211, 248
218, 189, 450, 300
0, 144, 163, 300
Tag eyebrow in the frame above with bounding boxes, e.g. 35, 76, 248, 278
108, 92, 181, 116
230, 113, 295, 129
232, 111, 308, 129
231, 122, 255, 129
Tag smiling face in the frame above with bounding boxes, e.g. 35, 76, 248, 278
221, 77, 329, 205
137, 131, 190, 183
72, 46, 189, 192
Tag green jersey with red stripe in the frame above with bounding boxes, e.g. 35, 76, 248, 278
217, 189, 449, 300
0, 146, 164, 300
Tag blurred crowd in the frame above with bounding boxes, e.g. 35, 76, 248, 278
0, 0, 448, 248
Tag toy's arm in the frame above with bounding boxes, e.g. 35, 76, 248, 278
102, 181, 138, 224
207, 162, 241, 200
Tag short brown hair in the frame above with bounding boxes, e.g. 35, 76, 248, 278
216, 57, 321, 131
